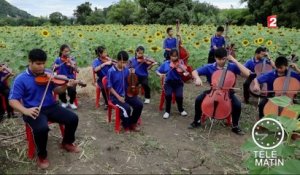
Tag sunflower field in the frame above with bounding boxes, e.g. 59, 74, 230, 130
0, 24, 300, 89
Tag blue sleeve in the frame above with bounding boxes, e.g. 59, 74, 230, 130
92, 60, 99, 70
157, 63, 167, 74
107, 70, 112, 88
163, 39, 167, 49
244, 60, 251, 68
232, 64, 241, 75
196, 65, 209, 76
8, 77, 24, 100
211, 37, 216, 47
291, 71, 300, 81
257, 73, 270, 84
54, 58, 60, 64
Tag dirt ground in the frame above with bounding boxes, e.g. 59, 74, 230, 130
0, 67, 258, 174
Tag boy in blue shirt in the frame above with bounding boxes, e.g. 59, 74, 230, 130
252, 56, 300, 119
129, 46, 158, 104
189, 48, 250, 135
243, 46, 275, 103
156, 48, 189, 119
208, 26, 225, 63
163, 27, 181, 61
53, 44, 78, 110
0, 64, 15, 121
9, 49, 80, 169
107, 51, 143, 133
92, 46, 113, 110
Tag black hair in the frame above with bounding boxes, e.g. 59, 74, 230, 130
255, 46, 267, 54
29, 49, 47, 62
216, 26, 224, 32
59, 44, 70, 57
166, 27, 173, 34
135, 46, 145, 57
214, 48, 227, 58
95, 46, 106, 56
275, 56, 288, 67
117, 51, 129, 61
169, 48, 179, 57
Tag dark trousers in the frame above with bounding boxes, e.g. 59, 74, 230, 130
23, 104, 78, 158
164, 51, 170, 61
97, 78, 108, 105
111, 96, 143, 128
0, 84, 13, 115
207, 51, 215, 64
258, 97, 269, 119
59, 86, 76, 104
164, 81, 184, 113
193, 90, 241, 126
137, 76, 151, 99
243, 73, 257, 102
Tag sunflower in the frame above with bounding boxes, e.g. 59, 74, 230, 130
257, 37, 264, 44
203, 37, 210, 43
155, 32, 161, 37
132, 33, 137, 36
194, 41, 200, 48
190, 32, 195, 37
187, 36, 191, 40
236, 30, 242, 35
266, 40, 273, 46
128, 49, 134, 54
242, 40, 250, 47
0, 43, 6, 48
78, 33, 83, 38
254, 39, 259, 45
150, 46, 161, 52
147, 39, 153, 44
258, 27, 262, 31
41, 29, 50, 37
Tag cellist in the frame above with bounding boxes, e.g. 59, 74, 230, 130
253, 56, 300, 119
243, 46, 275, 103
189, 48, 250, 135
107, 51, 143, 133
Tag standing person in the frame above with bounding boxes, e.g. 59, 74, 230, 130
9, 49, 80, 169
207, 26, 225, 64
107, 51, 143, 133
163, 27, 180, 61
53, 44, 78, 109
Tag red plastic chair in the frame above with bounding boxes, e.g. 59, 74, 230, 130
92, 69, 101, 108
159, 76, 176, 111
102, 76, 141, 133
201, 114, 232, 126
25, 122, 65, 159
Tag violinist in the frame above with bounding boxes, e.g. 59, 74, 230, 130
92, 46, 114, 110
207, 26, 225, 64
129, 46, 158, 104
0, 63, 15, 120
53, 44, 78, 109
156, 48, 188, 119
163, 27, 180, 61
8, 49, 80, 169
107, 51, 143, 133
189, 48, 250, 135
253, 56, 300, 119
243, 47, 275, 103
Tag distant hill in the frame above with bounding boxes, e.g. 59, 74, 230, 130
0, 0, 33, 18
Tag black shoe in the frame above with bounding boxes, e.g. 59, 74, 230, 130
231, 126, 245, 135
0, 114, 4, 123
188, 121, 201, 129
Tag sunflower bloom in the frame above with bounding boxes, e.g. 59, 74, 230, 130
266, 40, 273, 46
203, 37, 210, 43
41, 29, 50, 37
257, 38, 264, 44
194, 42, 200, 48
242, 40, 250, 47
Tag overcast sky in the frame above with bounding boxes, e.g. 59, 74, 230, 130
6, 0, 246, 17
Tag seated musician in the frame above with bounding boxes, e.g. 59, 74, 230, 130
9, 49, 80, 169
252, 56, 300, 119
189, 48, 250, 135
107, 51, 143, 133
243, 46, 275, 103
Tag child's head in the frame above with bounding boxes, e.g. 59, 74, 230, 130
255, 46, 267, 59
95, 46, 107, 57
169, 48, 179, 62
216, 26, 224, 36
166, 27, 174, 37
59, 44, 71, 57
117, 51, 129, 68
275, 56, 288, 74
214, 48, 227, 67
135, 46, 145, 58
28, 48, 47, 74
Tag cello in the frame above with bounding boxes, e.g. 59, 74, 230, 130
175, 19, 190, 65
263, 55, 300, 119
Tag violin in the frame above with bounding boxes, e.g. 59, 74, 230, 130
126, 61, 139, 97
176, 19, 190, 65
263, 55, 300, 119
100, 56, 118, 64
170, 60, 193, 82
250, 56, 273, 97
0, 63, 14, 76
137, 56, 157, 65
35, 72, 86, 87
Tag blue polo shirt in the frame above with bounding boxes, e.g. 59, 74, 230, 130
163, 37, 177, 50
196, 62, 241, 84
92, 58, 112, 79
9, 68, 56, 108
107, 66, 129, 98
244, 57, 272, 72
157, 60, 182, 82
54, 57, 76, 79
210, 35, 225, 52
257, 70, 300, 91
129, 57, 149, 77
